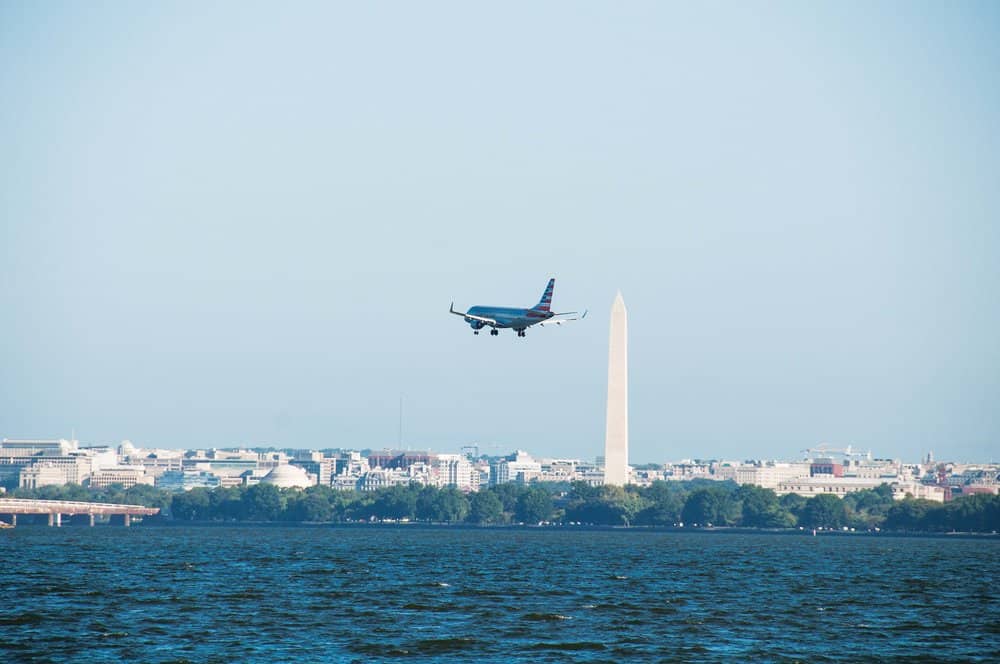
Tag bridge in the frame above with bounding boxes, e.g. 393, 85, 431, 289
0, 498, 159, 527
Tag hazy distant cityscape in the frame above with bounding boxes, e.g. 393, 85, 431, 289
3, 436, 997, 504
6, 291, 993, 512
4, 1, 998, 661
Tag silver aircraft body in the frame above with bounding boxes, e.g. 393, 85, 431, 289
449, 278, 585, 337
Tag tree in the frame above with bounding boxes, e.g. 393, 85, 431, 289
287, 491, 333, 522
429, 487, 470, 523
842, 485, 896, 529
98, 483, 128, 505
569, 481, 602, 503
873, 482, 894, 501
934, 494, 1000, 532
415, 485, 440, 521
124, 483, 173, 512
563, 485, 651, 525
800, 494, 847, 528
468, 490, 504, 524
243, 483, 284, 521
884, 498, 936, 530
370, 485, 418, 520
844, 484, 894, 514
324, 488, 355, 522
491, 483, 524, 514
516, 487, 554, 524
639, 481, 687, 514
598, 486, 648, 526
874, 495, 1000, 533
208, 486, 244, 521
564, 498, 618, 525
682, 489, 718, 525
682, 488, 740, 526
16, 483, 91, 502
171, 488, 211, 520
635, 500, 682, 526
736, 485, 793, 528
779, 492, 808, 520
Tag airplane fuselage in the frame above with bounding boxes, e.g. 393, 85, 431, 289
465, 306, 554, 331
450, 277, 579, 337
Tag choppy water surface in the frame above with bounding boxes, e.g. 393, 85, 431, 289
1, 527, 997, 662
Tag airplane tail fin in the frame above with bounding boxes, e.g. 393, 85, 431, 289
533, 278, 555, 312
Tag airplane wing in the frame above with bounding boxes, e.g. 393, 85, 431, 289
449, 303, 498, 326
538, 310, 588, 326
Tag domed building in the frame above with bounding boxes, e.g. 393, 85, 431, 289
119, 440, 136, 458
259, 464, 315, 489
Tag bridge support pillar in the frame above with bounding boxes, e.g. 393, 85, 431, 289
55, 513, 61, 527
89, 514, 95, 527
124, 514, 131, 527
10, 514, 15, 527
48, 513, 54, 527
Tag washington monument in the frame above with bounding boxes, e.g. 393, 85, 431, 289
603, 291, 629, 486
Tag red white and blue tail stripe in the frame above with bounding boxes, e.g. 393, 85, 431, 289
533, 278, 555, 312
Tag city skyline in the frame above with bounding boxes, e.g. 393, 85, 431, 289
6, 434, 993, 501
1, 434, 990, 467
2, 4, 998, 462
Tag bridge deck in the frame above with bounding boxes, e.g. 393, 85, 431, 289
0, 498, 159, 516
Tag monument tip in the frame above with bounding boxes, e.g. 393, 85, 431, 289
612, 290, 626, 311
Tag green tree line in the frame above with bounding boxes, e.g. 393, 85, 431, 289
7, 481, 999, 532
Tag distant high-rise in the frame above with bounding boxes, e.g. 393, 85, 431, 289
603, 291, 629, 486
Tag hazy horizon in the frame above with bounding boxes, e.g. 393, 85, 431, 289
2, 3, 998, 463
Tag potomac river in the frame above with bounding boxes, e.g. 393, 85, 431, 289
1, 526, 996, 662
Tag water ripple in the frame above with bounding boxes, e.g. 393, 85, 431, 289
1, 527, 996, 662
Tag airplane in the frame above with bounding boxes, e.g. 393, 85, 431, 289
449, 278, 586, 337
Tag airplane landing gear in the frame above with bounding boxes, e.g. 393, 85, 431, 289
516, 329, 526, 338
490, 329, 499, 336
474, 330, 479, 335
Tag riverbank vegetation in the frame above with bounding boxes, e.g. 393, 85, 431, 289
8, 481, 998, 533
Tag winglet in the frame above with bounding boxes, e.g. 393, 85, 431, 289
449, 302, 465, 317
538, 308, 588, 327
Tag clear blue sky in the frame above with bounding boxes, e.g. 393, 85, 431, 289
2, 2, 998, 463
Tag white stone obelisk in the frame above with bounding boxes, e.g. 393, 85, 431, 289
603, 291, 629, 486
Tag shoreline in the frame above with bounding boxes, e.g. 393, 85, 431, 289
19, 520, 992, 539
